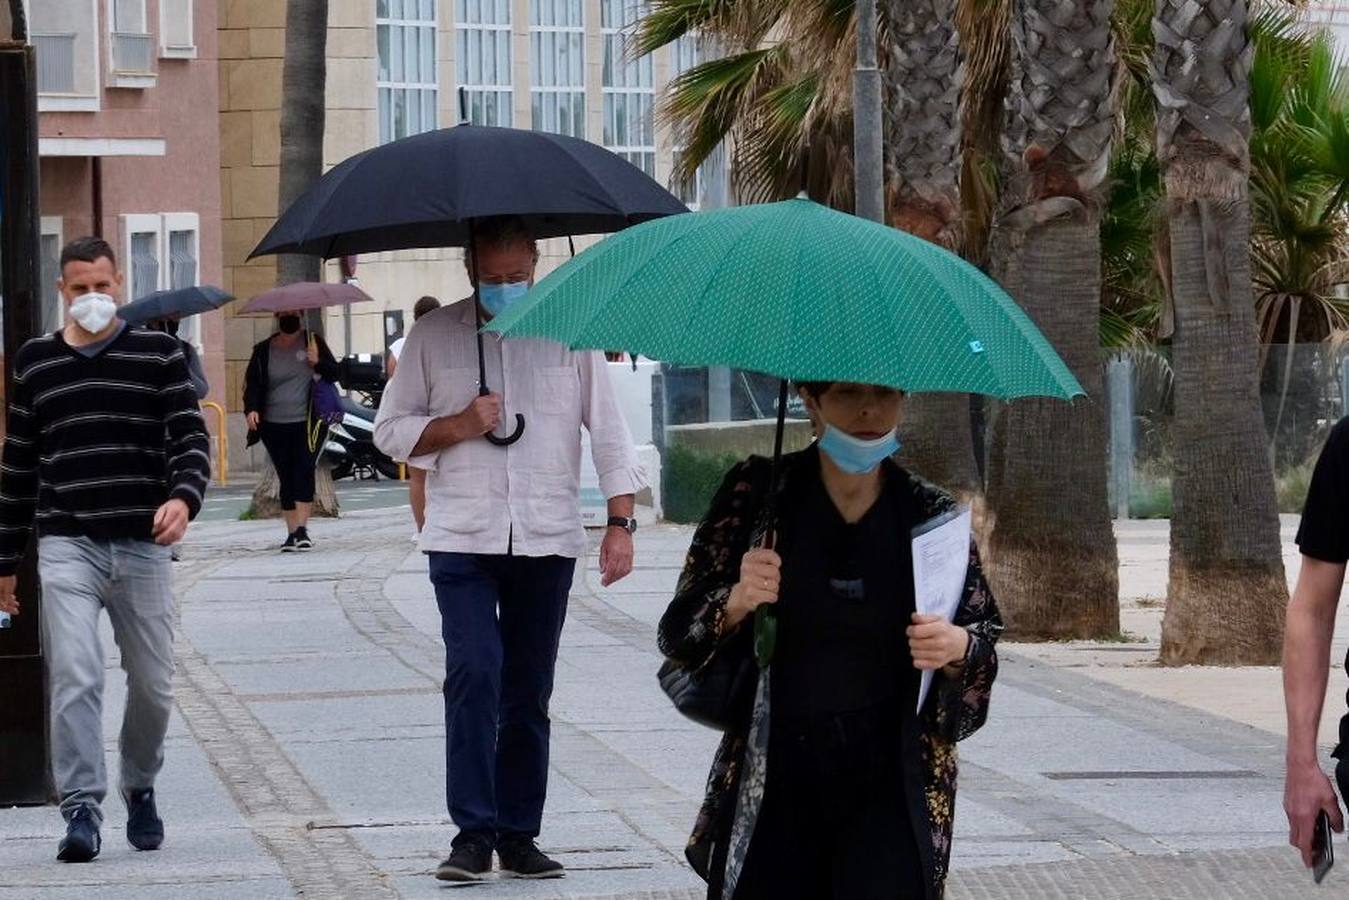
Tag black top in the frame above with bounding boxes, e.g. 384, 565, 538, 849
1297, 417, 1349, 757
0, 328, 211, 575
772, 458, 917, 725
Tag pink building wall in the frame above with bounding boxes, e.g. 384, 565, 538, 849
37, 0, 225, 415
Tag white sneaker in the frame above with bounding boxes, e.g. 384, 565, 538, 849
411, 530, 421, 545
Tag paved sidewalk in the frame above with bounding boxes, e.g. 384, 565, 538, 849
0, 509, 1337, 898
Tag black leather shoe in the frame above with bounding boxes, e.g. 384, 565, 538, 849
56, 806, 101, 863
435, 833, 494, 882
126, 788, 164, 851
497, 837, 564, 879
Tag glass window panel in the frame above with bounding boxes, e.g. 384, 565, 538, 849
378, 25, 391, 81
531, 92, 542, 129
456, 32, 467, 82
169, 231, 196, 291
456, 0, 466, 21
530, 32, 540, 78
421, 27, 435, 85
543, 32, 555, 84
500, 31, 512, 82
379, 88, 392, 143
483, 28, 496, 82
497, 0, 509, 24
425, 90, 438, 129
405, 26, 419, 81
391, 24, 405, 81
570, 33, 583, 83
378, 0, 390, 16
422, 0, 436, 20
393, 88, 408, 139
408, 90, 423, 133
468, 29, 480, 83
390, 0, 403, 17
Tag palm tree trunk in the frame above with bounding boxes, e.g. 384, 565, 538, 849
881, 0, 981, 499
982, 0, 1120, 639
253, 0, 338, 519
1151, 0, 1285, 665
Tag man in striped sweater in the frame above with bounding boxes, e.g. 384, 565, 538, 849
0, 237, 210, 863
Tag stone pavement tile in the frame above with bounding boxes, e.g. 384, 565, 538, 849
181, 600, 366, 659
250, 693, 442, 740
0, 879, 295, 900
209, 652, 434, 696
279, 735, 446, 822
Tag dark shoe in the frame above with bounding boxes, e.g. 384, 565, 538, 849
125, 788, 164, 851
280, 533, 299, 553
293, 527, 313, 551
435, 833, 494, 882
498, 838, 564, 880
56, 806, 101, 863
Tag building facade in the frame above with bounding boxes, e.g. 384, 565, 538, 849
30, 0, 225, 412
219, 0, 702, 472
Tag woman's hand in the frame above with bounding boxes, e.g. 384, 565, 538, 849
908, 613, 970, 672
726, 547, 782, 629
306, 343, 320, 367
246, 411, 261, 430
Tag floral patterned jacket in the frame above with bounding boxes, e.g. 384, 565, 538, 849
657, 449, 1003, 900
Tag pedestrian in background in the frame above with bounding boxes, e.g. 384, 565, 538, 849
375, 216, 645, 883
241, 310, 339, 552
385, 294, 441, 539
0, 236, 210, 863
659, 381, 1002, 900
1283, 417, 1349, 869
146, 316, 209, 400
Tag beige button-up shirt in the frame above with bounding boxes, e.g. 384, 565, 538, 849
373, 298, 647, 559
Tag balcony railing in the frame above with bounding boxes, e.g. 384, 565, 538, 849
33, 33, 77, 94
111, 32, 154, 74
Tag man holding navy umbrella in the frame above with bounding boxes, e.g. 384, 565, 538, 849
374, 216, 646, 883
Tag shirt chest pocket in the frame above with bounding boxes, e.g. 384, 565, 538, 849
431, 368, 480, 416
533, 366, 580, 418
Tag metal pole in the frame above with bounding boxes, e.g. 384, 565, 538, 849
853, 0, 884, 224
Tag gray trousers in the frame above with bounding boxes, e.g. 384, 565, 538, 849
39, 536, 175, 825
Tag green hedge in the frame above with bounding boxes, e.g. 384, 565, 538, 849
663, 445, 744, 524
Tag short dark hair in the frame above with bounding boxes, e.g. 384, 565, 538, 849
413, 295, 441, 320
796, 381, 836, 400
60, 236, 117, 274
470, 216, 539, 261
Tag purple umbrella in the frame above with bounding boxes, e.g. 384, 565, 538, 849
241, 281, 372, 314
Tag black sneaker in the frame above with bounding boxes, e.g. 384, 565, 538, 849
280, 533, 299, 553
125, 788, 164, 851
435, 833, 494, 882
293, 527, 313, 551
56, 806, 101, 863
497, 837, 564, 879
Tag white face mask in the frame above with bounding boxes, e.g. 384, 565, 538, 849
69, 292, 118, 335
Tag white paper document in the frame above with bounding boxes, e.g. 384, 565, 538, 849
911, 507, 972, 713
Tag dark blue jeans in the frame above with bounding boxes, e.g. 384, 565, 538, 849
428, 552, 575, 843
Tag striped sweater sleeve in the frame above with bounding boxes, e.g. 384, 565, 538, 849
160, 346, 211, 518
0, 363, 40, 576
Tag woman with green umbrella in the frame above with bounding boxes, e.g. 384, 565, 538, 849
658, 379, 999, 899
487, 197, 1082, 898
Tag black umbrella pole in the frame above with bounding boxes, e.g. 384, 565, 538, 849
470, 221, 525, 446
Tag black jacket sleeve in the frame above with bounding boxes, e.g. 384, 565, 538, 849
242, 340, 268, 419
313, 334, 340, 383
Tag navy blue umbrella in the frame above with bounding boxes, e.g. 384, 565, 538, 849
118, 285, 234, 326
248, 125, 689, 260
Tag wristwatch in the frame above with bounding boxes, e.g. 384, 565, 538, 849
607, 516, 638, 534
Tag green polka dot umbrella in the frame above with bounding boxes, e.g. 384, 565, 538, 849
487, 197, 1083, 400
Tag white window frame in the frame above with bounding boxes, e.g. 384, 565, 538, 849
455, 0, 514, 127
106, 0, 156, 88
601, 0, 655, 177
33, 0, 102, 112
163, 213, 203, 350
159, 0, 197, 59
529, 0, 586, 137
39, 217, 65, 334
122, 213, 164, 309
377, 0, 440, 143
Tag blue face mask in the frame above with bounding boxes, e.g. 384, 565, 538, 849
817, 425, 901, 475
478, 280, 530, 318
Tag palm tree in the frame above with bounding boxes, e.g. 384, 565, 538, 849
981, 0, 1120, 639
252, 0, 335, 519
1151, 0, 1286, 664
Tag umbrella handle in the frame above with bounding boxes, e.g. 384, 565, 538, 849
484, 413, 526, 446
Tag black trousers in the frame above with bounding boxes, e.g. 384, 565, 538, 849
259, 421, 318, 511
733, 704, 925, 900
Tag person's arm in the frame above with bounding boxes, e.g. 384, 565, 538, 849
158, 344, 211, 539
1284, 557, 1348, 865
0, 358, 40, 610
372, 322, 501, 462
658, 459, 770, 667
923, 542, 1003, 743
578, 353, 648, 585
181, 339, 210, 399
242, 342, 264, 429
